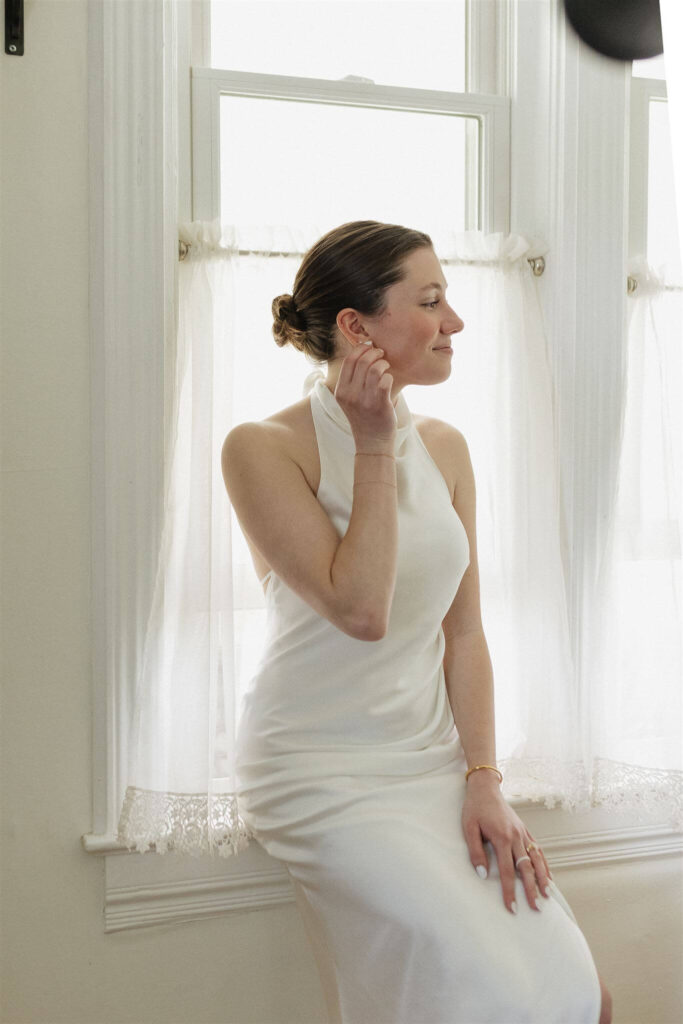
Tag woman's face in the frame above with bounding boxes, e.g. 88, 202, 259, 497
363, 246, 464, 390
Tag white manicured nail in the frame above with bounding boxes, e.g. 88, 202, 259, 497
475, 865, 487, 879
510, 901, 518, 914
534, 898, 542, 911
543, 885, 550, 898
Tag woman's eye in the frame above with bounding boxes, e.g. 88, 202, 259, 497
423, 300, 439, 309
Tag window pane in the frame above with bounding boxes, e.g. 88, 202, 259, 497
648, 99, 682, 283
220, 96, 474, 237
211, 0, 466, 93
631, 53, 666, 79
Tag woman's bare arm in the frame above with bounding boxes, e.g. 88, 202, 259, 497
222, 424, 397, 641
222, 344, 399, 640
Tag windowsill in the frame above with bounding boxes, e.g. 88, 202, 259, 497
82, 800, 683, 933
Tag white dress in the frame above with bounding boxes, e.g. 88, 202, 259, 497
235, 376, 602, 1024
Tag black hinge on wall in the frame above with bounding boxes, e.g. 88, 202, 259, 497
5, 0, 23, 56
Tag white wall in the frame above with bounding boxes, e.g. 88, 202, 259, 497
1, 3, 681, 1023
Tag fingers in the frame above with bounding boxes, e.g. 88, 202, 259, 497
525, 839, 552, 899
489, 836, 552, 915
513, 852, 542, 912
463, 820, 489, 880
493, 841, 521, 915
343, 341, 385, 387
362, 354, 391, 391
341, 345, 391, 400
377, 372, 395, 404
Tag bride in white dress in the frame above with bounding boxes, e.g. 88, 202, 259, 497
222, 220, 613, 1024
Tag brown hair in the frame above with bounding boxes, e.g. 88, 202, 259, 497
272, 220, 433, 362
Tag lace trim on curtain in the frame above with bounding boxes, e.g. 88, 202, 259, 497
117, 786, 256, 857
500, 756, 683, 830
117, 758, 683, 859
592, 760, 683, 829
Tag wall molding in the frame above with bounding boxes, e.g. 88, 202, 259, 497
93, 811, 682, 933
105, 862, 295, 934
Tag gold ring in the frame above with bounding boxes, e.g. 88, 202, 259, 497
526, 842, 539, 854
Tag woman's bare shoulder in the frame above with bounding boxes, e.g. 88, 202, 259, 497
226, 395, 313, 446
412, 413, 463, 500
223, 394, 319, 494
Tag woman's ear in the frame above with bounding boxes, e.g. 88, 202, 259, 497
336, 308, 371, 347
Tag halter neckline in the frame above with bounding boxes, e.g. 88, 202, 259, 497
309, 373, 414, 456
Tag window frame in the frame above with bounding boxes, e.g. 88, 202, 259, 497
189, 67, 510, 234
628, 76, 669, 266
82, 0, 683, 933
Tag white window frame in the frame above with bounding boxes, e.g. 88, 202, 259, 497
82, 0, 682, 934
628, 76, 668, 264
189, 68, 510, 233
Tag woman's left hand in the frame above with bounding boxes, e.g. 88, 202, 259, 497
461, 770, 553, 914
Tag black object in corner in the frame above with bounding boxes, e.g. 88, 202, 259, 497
563, 0, 663, 62
5, 0, 23, 56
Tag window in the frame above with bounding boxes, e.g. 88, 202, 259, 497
83, 1, 682, 935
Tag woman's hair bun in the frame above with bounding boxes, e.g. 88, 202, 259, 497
272, 293, 307, 349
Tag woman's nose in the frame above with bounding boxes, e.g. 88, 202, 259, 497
443, 307, 465, 333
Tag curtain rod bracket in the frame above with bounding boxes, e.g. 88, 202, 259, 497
527, 256, 545, 277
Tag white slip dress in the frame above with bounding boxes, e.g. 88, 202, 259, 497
234, 376, 602, 1024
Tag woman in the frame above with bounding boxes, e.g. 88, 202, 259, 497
222, 221, 612, 1024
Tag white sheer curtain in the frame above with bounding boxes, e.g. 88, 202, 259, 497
415, 235, 584, 801
586, 256, 682, 822
117, 221, 682, 858
117, 221, 253, 856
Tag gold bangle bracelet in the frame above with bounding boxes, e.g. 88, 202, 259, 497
465, 764, 503, 784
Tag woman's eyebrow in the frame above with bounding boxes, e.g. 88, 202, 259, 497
419, 282, 448, 292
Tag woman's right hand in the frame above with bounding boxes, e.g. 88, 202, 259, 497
334, 343, 396, 451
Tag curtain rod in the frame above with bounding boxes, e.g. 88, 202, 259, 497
178, 240, 547, 276
177, 242, 683, 292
